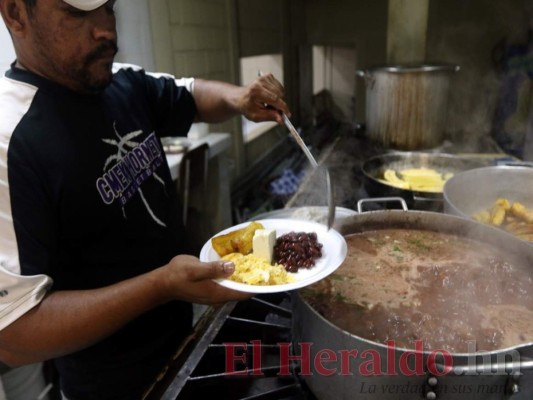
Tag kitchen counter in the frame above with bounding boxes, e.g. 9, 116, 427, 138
165, 133, 231, 181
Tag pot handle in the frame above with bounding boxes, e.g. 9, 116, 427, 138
412, 195, 444, 203
441, 359, 533, 375
356, 70, 375, 88
357, 197, 408, 213
495, 160, 533, 168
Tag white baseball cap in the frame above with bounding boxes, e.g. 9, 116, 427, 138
62, 0, 109, 11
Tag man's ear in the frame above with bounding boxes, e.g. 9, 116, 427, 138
0, 0, 30, 38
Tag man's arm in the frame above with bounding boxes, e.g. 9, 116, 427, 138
192, 74, 290, 125
0, 256, 249, 366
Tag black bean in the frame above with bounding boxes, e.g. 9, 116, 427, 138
274, 231, 324, 272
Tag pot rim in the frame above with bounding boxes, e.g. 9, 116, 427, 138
294, 290, 533, 358
360, 63, 460, 74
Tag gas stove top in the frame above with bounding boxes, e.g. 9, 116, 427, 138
145, 293, 316, 400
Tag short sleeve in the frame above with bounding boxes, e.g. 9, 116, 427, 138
0, 267, 52, 331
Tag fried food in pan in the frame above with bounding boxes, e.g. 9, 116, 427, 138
473, 199, 533, 242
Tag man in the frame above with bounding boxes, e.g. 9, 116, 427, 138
0, 0, 290, 398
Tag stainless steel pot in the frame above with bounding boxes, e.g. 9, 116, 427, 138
357, 64, 460, 150
362, 152, 490, 210
444, 165, 533, 219
292, 207, 533, 400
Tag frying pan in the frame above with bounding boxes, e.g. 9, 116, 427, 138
362, 152, 491, 209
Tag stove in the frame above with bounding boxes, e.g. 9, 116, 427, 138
144, 123, 517, 399
145, 293, 316, 400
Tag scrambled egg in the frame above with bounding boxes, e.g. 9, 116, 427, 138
222, 253, 296, 285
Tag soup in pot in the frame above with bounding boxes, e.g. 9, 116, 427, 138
301, 229, 533, 353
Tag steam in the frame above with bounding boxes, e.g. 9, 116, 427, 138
426, 0, 533, 154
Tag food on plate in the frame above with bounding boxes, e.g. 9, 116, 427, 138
274, 232, 323, 273
222, 253, 296, 285
211, 221, 264, 257
252, 229, 276, 264
380, 168, 453, 193
473, 199, 533, 241
211, 224, 326, 286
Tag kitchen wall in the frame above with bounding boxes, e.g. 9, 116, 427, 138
115, 0, 155, 71
304, 0, 389, 122
149, 0, 244, 173
0, 22, 15, 74
426, 0, 533, 151
148, 0, 299, 180
302, 0, 532, 153
3, 0, 530, 160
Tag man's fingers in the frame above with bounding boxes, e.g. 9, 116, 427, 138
255, 91, 290, 117
188, 261, 235, 282
251, 74, 291, 117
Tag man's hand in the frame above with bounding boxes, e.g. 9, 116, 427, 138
159, 255, 252, 304
236, 73, 290, 125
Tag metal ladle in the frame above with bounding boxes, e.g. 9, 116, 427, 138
258, 70, 335, 230
281, 114, 335, 230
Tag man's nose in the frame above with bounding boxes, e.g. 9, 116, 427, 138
91, 7, 117, 42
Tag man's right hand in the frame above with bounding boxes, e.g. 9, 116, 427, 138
158, 255, 252, 304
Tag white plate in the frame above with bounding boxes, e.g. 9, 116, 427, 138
199, 219, 347, 293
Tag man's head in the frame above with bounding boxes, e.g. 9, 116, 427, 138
0, 0, 118, 94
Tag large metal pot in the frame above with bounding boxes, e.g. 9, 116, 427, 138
362, 152, 490, 210
292, 207, 533, 400
357, 64, 460, 150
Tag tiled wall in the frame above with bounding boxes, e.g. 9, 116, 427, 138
115, 0, 156, 71
236, 0, 283, 58
150, 0, 234, 82
149, 0, 243, 173
0, 22, 15, 74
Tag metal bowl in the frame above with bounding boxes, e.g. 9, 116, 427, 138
443, 166, 533, 218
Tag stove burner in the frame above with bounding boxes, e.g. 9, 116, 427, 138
146, 294, 317, 400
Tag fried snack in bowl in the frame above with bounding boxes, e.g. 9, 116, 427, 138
211, 221, 264, 257
473, 199, 533, 242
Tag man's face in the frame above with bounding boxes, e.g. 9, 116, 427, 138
24, 0, 118, 94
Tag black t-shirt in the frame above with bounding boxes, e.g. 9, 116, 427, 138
2, 63, 197, 399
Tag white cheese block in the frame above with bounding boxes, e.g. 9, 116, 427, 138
253, 229, 276, 264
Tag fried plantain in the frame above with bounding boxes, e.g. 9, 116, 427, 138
211, 221, 264, 257
510, 202, 533, 224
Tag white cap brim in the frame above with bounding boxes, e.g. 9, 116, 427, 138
63, 0, 109, 11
